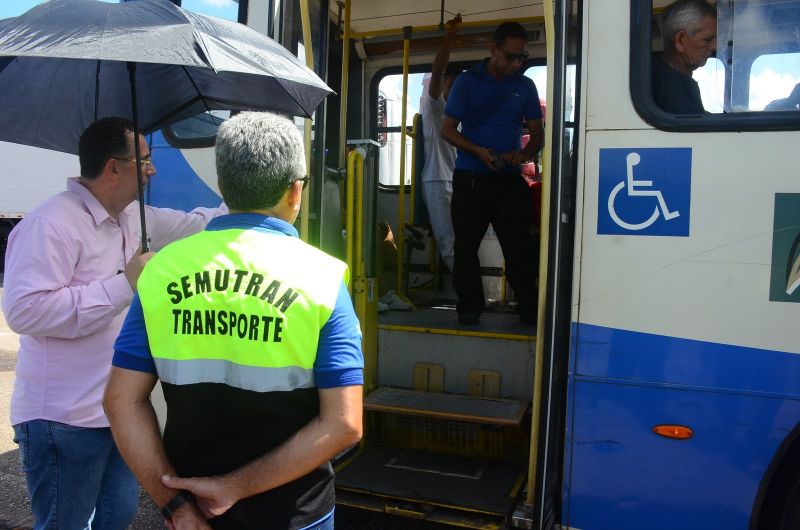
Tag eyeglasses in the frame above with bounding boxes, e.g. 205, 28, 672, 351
289, 176, 310, 190
499, 47, 529, 63
113, 156, 153, 168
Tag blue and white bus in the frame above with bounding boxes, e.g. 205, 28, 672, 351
2, 0, 799, 529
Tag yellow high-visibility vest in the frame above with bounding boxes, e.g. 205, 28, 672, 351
137, 226, 349, 392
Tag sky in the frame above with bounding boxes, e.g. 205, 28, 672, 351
0, 0, 239, 21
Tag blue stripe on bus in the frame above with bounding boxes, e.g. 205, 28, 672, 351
572, 322, 800, 398
564, 323, 800, 530
147, 131, 222, 211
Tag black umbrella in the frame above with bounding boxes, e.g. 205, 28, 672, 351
0, 0, 333, 250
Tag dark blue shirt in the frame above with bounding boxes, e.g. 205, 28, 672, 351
652, 55, 706, 114
445, 59, 543, 172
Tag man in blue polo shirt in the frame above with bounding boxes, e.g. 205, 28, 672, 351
442, 21, 544, 325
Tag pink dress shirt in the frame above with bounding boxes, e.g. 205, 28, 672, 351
3, 178, 224, 428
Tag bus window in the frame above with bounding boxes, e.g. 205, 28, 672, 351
524, 65, 547, 108
750, 52, 800, 111
524, 63, 577, 151
524, 63, 577, 121
635, 0, 800, 129
163, 110, 231, 148
693, 57, 724, 113
724, 1, 800, 112
375, 72, 425, 186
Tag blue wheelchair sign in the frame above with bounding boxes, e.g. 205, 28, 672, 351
597, 148, 692, 236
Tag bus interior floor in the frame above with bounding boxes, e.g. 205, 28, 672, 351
377, 304, 536, 336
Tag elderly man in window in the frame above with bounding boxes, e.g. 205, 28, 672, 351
653, 0, 717, 114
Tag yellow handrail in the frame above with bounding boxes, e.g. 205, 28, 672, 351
527, 0, 555, 509
299, 0, 314, 242
409, 113, 420, 227
355, 151, 365, 280
345, 151, 356, 295
345, 150, 365, 289
348, 16, 543, 40
395, 29, 411, 293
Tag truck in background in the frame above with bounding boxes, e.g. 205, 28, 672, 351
0, 141, 79, 271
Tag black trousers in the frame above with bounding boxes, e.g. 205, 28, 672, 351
451, 168, 537, 319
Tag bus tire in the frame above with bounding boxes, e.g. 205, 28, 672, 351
779, 478, 800, 530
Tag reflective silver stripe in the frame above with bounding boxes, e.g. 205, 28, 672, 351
153, 358, 315, 392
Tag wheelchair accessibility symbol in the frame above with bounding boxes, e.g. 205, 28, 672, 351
598, 148, 691, 237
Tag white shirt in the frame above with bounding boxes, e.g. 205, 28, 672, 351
420, 93, 456, 183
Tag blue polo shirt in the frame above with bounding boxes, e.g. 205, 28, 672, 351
444, 59, 542, 172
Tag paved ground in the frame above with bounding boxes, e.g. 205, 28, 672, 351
0, 279, 165, 529
0, 279, 35, 530
0, 277, 449, 530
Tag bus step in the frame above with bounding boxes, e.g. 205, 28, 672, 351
335, 444, 525, 523
363, 387, 527, 426
337, 490, 507, 529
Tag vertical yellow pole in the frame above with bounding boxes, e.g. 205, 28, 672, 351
349, 151, 375, 401
299, 0, 314, 241
409, 113, 419, 227
345, 151, 355, 295
527, 0, 555, 508
395, 27, 411, 292
355, 154, 365, 281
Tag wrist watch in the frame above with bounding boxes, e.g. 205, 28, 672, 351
161, 491, 193, 520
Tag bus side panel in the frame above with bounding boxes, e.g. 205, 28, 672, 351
567, 366, 800, 530
564, 1, 800, 526
565, 127, 800, 527
577, 130, 798, 354
148, 131, 221, 211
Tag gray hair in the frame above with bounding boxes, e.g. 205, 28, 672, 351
661, 0, 716, 51
215, 112, 306, 211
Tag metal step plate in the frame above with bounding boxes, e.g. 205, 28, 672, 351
336, 444, 525, 517
364, 387, 527, 426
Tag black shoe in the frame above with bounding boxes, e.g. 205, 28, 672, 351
458, 312, 480, 325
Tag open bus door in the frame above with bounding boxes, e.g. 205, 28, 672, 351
326, 1, 579, 528
531, 0, 582, 527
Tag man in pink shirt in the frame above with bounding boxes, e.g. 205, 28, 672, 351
2, 117, 224, 530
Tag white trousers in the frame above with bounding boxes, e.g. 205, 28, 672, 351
422, 180, 455, 272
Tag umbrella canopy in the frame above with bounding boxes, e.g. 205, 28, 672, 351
0, 0, 333, 155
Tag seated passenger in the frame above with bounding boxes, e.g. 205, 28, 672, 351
652, 0, 717, 114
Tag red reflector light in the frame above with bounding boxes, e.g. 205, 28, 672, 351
652, 425, 693, 440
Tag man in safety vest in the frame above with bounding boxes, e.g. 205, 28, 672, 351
104, 112, 364, 530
